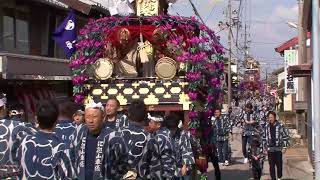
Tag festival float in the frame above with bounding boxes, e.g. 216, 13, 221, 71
239, 57, 264, 95
70, 0, 225, 130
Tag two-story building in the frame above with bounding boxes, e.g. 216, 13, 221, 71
0, 0, 108, 121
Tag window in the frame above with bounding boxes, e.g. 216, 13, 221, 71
40, 12, 49, 56
54, 15, 67, 59
16, 18, 29, 54
2, 15, 14, 51
0, 8, 30, 54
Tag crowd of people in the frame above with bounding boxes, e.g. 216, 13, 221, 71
230, 94, 290, 180
0, 91, 290, 180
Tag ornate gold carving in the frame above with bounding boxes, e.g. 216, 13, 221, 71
163, 82, 171, 87
101, 94, 108, 99
101, 84, 109, 88
148, 82, 156, 88
152, 28, 167, 43
132, 93, 140, 99
170, 87, 181, 94
92, 89, 103, 95
163, 92, 171, 99
107, 88, 118, 95
155, 87, 165, 94
144, 94, 159, 105
132, 82, 140, 88
116, 83, 125, 88
137, 0, 159, 16
139, 88, 150, 94
118, 28, 131, 45
117, 94, 127, 105
123, 88, 134, 95
143, 41, 153, 55
84, 95, 94, 105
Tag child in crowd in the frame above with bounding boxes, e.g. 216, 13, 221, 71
248, 134, 265, 180
73, 109, 84, 125
165, 113, 195, 180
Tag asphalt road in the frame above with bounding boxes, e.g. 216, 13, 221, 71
206, 128, 253, 180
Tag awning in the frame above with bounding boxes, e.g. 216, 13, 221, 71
0, 53, 71, 80
287, 64, 312, 77
32, 0, 102, 15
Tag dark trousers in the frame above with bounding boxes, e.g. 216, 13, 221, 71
242, 135, 252, 158
209, 152, 221, 180
268, 151, 283, 180
217, 140, 229, 162
251, 159, 263, 180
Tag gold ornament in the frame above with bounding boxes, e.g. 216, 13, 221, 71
117, 28, 131, 46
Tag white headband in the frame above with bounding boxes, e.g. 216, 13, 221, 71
85, 102, 104, 112
0, 94, 6, 107
147, 113, 164, 122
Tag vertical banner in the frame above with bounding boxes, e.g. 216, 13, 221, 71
52, 10, 77, 58
284, 50, 298, 94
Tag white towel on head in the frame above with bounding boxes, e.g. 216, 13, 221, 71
147, 113, 164, 122
0, 94, 6, 107
178, 120, 183, 128
85, 102, 104, 112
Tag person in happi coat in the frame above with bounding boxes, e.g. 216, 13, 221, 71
0, 93, 7, 120
54, 101, 82, 147
248, 134, 265, 180
120, 100, 161, 179
73, 109, 84, 125
73, 102, 129, 180
104, 98, 129, 130
258, 105, 268, 128
147, 113, 175, 179
262, 111, 290, 180
241, 102, 259, 164
165, 113, 195, 180
0, 93, 35, 167
8, 103, 26, 122
16, 100, 75, 180
211, 108, 232, 166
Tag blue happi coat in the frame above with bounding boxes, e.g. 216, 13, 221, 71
242, 112, 259, 137
0, 119, 36, 165
54, 120, 77, 148
211, 115, 232, 141
262, 121, 290, 152
152, 127, 175, 179
121, 121, 161, 179
105, 114, 129, 130
170, 129, 195, 177
16, 131, 75, 180
73, 124, 129, 180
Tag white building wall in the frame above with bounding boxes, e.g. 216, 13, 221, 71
278, 71, 293, 111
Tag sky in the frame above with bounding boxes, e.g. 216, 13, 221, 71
168, 0, 299, 71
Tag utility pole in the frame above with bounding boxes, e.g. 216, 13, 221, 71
244, 24, 248, 62
312, 0, 320, 178
227, 0, 232, 107
297, 0, 307, 143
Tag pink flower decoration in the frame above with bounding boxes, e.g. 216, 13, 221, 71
188, 91, 198, 101
186, 72, 201, 81
189, 128, 197, 136
188, 111, 198, 119
74, 94, 85, 103
207, 95, 214, 102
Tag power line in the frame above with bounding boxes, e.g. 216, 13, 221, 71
251, 41, 282, 45
188, 0, 205, 24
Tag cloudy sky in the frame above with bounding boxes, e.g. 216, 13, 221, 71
169, 0, 299, 71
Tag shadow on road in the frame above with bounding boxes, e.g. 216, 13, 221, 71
207, 168, 251, 180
